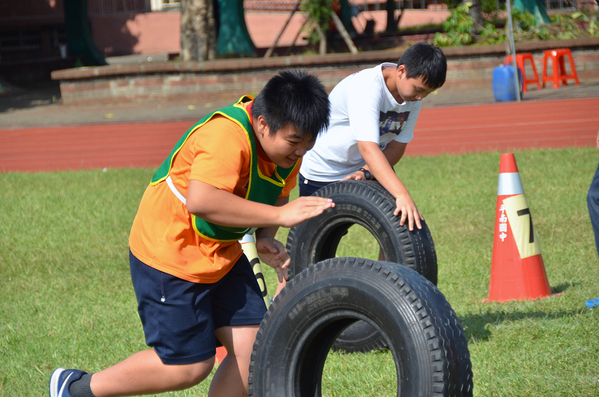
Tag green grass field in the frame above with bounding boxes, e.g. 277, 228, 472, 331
1, 148, 598, 396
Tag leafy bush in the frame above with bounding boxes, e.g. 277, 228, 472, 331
434, 4, 599, 47
481, 0, 499, 15
434, 2, 475, 47
445, 0, 462, 9
301, 0, 334, 46
571, 11, 599, 37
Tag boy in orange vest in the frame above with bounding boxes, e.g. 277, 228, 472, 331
49, 70, 332, 397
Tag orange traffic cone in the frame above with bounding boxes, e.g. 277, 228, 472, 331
485, 153, 553, 302
215, 346, 227, 365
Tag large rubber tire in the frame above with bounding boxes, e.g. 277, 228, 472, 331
248, 257, 473, 397
286, 180, 437, 352
287, 180, 437, 284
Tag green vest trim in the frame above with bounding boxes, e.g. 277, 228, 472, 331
151, 96, 298, 242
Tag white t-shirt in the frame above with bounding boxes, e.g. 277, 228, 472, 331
300, 63, 421, 182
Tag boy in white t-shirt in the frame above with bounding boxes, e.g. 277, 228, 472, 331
299, 42, 447, 231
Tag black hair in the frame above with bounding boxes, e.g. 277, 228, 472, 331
252, 69, 330, 141
397, 42, 447, 90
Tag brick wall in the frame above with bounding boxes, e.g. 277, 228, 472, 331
89, 11, 180, 57
52, 38, 599, 106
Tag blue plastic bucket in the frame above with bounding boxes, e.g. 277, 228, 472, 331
493, 65, 523, 101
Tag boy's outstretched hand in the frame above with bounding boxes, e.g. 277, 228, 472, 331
256, 236, 290, 282
253, 197, 333, 283
394, 194, 424, 231
341, 170, 367, 181
277, 197, 335, 228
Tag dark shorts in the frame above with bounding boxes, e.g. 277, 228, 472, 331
299, 173, 333, 197
130, 250, 267, 365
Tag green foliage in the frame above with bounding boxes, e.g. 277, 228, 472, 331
435, 5, 599, 47
477, 22, 506, 45
481, 0, 499, 15
301, 0, 333, 45
512, 7, 537, 31
305, 30, 323, 47
512, 10, 599, 41
434, 2, 475, 47
591, 18, 599, 37
572, 11, 599, 37
444, 0, 462, 9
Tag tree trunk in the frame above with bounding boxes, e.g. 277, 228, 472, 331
180, 0, 217, 61
469, 0, 484, 34
314, 23, 327, 55
385, 0, 397, 33
331, 13, 358, 54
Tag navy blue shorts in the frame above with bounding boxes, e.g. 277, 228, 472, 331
129, 250, 267, 365
299, 173, 333, 197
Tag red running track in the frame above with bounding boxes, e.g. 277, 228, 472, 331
1, 97, 597, 173
408, 97, 598, 156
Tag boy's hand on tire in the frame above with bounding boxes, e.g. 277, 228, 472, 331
394, 195, 424, 231
278, 197, 335, 228
256, 236, 290, 282
341, 171, 365, 181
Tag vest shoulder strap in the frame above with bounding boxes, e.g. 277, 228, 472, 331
151, 95, 253, 185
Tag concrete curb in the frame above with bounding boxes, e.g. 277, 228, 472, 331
51, 37, 599, 80
51, 37, 599, 106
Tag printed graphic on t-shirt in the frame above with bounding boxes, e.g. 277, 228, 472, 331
379, 111, 410, 136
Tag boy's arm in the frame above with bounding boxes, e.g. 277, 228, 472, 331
382, 140, 407, 166
186, 179, 334, 229
356, 140, 423, 231
342, 140, 406, 180
255, 196, 290, 282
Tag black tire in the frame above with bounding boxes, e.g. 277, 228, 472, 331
286, 180, 437, 352
287, 180, 437, 284
248, 257, 473, 397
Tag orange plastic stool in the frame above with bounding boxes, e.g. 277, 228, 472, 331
542, 48, 580, 89
504, 53, 540, 93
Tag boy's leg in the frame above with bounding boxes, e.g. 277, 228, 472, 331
86, 252, 222, 396
51, 251, 221, 397
89, 350, 214, 397
586, 163, 599, 308
208, 254, 268, 396
587, 163, 599, 259
208, 325, 259, 397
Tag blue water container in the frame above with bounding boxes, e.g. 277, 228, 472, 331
492, 65, 522, 101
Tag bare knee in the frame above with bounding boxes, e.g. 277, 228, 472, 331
170, 358, 215, 389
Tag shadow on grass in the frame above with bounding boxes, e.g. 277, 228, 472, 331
460, 281, 581, 342
460, 308, 584, 342
551, 281, 578, 295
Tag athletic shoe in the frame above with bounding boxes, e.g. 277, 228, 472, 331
49, 368, 87, 397
585, 297, 599, 309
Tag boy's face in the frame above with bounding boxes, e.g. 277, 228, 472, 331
255, 116, 316, 168
395, 65, 436, 102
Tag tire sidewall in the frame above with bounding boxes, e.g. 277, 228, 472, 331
288, 180, 432, 280
250, 258, 443, 396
